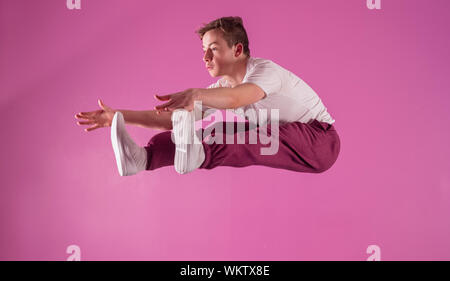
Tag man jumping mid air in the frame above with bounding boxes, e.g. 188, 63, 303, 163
74, 16, 341, 176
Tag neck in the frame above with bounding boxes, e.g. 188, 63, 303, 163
223, 56, 250, 88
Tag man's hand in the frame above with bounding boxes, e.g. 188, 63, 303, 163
74, 99, 116, 132
154, 88, 198, 114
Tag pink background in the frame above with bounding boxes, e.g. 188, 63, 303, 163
1, 0, 449, 261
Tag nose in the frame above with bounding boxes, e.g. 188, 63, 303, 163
203, 49, 212, 63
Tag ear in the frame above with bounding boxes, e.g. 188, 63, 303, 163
237, 43, 243, 54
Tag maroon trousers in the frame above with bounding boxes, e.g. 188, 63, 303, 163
144, 119, 340, 173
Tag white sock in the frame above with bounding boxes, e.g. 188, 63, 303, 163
111, 111, 148, 176
171, 109, 205, 174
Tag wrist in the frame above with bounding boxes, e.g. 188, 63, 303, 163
192, 88, 203, 102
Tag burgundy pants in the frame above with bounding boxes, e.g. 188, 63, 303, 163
144, 119, 340, 173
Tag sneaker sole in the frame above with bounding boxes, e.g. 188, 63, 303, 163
171, 110, 193, 174
111, 112, 126, 176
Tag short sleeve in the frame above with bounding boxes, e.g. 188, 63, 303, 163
207, 81, 218, 89
244, 62, 282, 98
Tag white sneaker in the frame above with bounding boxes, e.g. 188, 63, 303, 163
171, 109, 205, 174
111, 111, 148, 176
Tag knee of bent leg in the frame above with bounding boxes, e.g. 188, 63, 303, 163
316, 133, 341, 173
315, 164, 330, 174
316, 148, 340, 173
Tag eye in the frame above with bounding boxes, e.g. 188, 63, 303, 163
202, 48, 217, 53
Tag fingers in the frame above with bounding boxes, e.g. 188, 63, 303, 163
165, 102, 184, 112
75, 113, 94, 120
98, 99, 111, 110
74, 114, 85, 120
76, 120, 95, 125
74, 116, 101, 132
98, 99, 104, 109
76, 109, 100, 117
79, 111, 96, 116
85, 124, 101, 132
75, 110, 101, 120
154, 100, 175, 111
154, 94, 171, 101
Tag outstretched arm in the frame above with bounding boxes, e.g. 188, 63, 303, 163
154, 83, 266, 113
75, 99, 173, 132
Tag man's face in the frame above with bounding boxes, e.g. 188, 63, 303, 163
202, 29, 237, 77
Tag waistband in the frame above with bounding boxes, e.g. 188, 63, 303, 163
312, 119, 336, 131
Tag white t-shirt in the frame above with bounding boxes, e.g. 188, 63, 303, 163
205, 56, 335, 125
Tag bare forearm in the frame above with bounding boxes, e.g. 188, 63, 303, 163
195, 87, 238, 109
115, 109, 173, 131
195, 83, 265, 110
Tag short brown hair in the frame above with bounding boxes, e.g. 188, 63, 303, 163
195, 16, 251, 58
